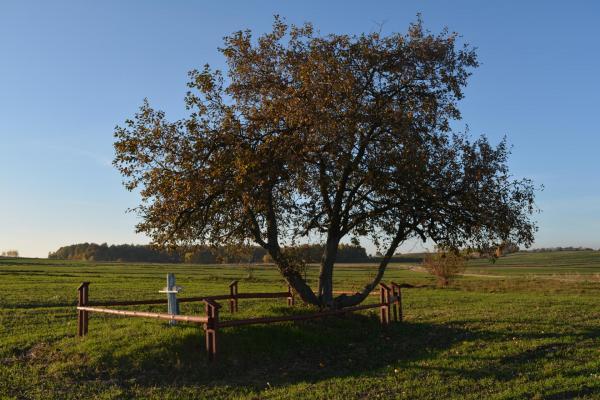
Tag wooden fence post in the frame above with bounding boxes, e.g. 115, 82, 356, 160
229, 280, 238, 313
287, 285, 295, 307
77, 282, 90, 336
204, 299, 221, 362
379, 282, 391, 326
391, 282, 403, 322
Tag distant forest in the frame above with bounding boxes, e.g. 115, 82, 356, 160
523, 246, 597, 252
48, 242, 371, 264
47, 243, 598, 264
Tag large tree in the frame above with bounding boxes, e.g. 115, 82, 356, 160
114, 17, 537, 309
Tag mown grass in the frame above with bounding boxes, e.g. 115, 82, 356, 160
1, 251, 600, 399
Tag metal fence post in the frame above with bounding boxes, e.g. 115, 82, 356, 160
204, 299, 221, 362
379, 282, 391, 326
391, 282, 403, 322
77, 282, 90, 336
287, 285, 295, 306
229, 280, 238, 313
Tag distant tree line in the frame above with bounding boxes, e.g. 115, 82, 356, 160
524, 246, 598, 253
47, 242, 598, 264
0, 250, 19, 257
48, 243, 180, 263
48, 243, 370, 264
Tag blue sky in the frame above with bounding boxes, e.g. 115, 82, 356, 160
1, 1, 598, 257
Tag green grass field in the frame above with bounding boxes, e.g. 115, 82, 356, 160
2, 251, 600, 399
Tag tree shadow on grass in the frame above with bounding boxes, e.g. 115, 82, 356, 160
60, 311, 600, 398
73, 311, 465, 391
379, 323, 600, 398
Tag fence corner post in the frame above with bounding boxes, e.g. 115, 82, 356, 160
229, 280, 239, 313
204, 299, 221, 362
287, 285, 295, 307
379, 282, 391, 326
77, 282, 90, 337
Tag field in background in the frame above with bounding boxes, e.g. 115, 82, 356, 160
1, 251, 600, 399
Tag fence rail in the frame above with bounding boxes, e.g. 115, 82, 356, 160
76, 279, 405, 362
77, 306, 208, 324
217, 302, 383, 328
90, 291, 292, 307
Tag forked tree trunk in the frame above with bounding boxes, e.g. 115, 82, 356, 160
275, 248, 396, 309
267, 224, 407, 310
332, 230, 407, 308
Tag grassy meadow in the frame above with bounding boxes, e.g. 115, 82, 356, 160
2, 251, 600, 399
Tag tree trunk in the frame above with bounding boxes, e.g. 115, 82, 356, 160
269, 247, 320, 306
318, 235, 340, 308
332, 227, 407, 308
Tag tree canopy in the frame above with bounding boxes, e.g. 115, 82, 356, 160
114, 17, 537, 308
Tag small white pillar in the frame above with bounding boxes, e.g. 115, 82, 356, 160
159, 273, 182, 325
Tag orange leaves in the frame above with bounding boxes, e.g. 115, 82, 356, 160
113, 16, 536, 294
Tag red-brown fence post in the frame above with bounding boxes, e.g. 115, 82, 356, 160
287, 285, 295, 307
379, 282, 391, 326
204, 299, 221, 362
229, 280, 238, 313
391, 282, 402, 322
77, 282, 90, 337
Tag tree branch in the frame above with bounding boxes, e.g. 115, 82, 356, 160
334, 223, 407, 308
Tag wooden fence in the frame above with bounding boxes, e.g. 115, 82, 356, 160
76, 280, 404, 361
